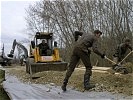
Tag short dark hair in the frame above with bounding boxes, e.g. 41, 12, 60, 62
42, 40, 46, 42
94, 30, 102, 35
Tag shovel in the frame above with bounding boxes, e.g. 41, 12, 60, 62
104, 56, 121, 67
104, 51, 133, 74
105, 50, 133, 66
118, 50, 133, 65
105, 56, 127, 73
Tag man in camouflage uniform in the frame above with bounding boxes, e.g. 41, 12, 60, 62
113, 38, 132, 68
61, 30, 105, 91
38, 40, 49, 56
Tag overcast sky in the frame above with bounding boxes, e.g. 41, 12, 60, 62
0, 0, 39, 55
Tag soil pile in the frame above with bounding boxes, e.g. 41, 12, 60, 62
6, 65, 133, 96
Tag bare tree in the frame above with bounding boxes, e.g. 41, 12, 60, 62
25, 0, 133, 65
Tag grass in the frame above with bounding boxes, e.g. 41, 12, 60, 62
0, 69, 10, 100
0, 85, 10, 100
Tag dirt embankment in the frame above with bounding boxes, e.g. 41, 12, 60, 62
6, 65, 133, 96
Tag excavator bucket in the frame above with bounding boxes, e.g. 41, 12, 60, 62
31, 62, 67, 73
26, 61, 68, 74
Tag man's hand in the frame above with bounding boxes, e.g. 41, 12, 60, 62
101, 54, 105, 59
74, 31, 83, 41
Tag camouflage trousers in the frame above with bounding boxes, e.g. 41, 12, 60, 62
64, 47, 92, 81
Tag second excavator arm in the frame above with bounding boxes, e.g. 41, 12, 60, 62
8, 39, 28, 58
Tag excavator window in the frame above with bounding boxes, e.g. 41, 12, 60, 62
34, 32, 54, 56
54, 41, 57, 47
38, 40, 50, 56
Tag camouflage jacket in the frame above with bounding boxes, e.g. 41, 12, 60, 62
74, 31, 103, 56
113, 43, 132, 59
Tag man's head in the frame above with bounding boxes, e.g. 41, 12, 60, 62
94, 30, 102, 38
124, 38, 131, 45
42, 39, 46, 44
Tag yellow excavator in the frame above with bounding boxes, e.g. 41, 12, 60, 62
26, 32, 68, 75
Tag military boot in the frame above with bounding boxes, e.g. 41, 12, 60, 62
84, 75, 95, 90
61, 78, 68, 91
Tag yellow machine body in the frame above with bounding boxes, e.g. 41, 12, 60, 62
26, 32, 67, 74
32, 47, 60, 62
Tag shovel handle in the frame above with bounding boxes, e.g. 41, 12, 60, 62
105, 56, 117, 65
119, 51, 133, 64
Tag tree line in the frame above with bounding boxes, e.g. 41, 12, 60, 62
25, 0, 133, 66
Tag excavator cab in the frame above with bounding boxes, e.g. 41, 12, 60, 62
30, 32, 60, 62
27, 32, 68, 76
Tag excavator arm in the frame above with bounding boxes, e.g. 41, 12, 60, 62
8, 39, 28, 59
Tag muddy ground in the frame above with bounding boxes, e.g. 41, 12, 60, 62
5, 64, 133, 96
